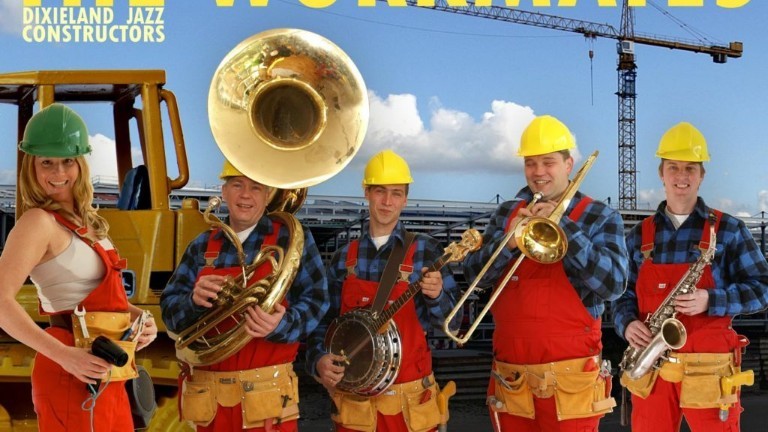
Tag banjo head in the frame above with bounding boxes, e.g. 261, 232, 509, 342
324, 309, 402, 396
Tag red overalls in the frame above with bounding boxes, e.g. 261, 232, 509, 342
193, 225, 299, 432
335, 239, 435, 432
32, 212, 133, 432
489, 198, 604, 432
630, 213, 744, 432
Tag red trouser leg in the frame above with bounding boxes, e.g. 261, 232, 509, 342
682, 397, 742, 432
631, 377, 742, 432
32, 328, 133, 432
630, 378, 683, 432
197, 405, 298, 432
490, 396, 600, 432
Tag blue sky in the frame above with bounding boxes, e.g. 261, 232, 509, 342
0, 0, 766, 216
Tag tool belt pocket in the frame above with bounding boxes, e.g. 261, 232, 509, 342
620, 369, 659, 399
403, 382, 441, 432
180, 380, 217, 426
332, 392, 376, 432
679, 362, 732, 408
72, 311, 137, 381
554, 370, 615, 420
241, 371, 300, 428
493, 370, 535, 419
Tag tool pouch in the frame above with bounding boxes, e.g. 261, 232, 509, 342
72, 311, 138, 381
620, 369, 660, 399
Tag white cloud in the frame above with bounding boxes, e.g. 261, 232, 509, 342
360, 91, 539, 174
637, 188, 665, 211
0, 0, 23, 35
85, 134, 120, 183
760, 190, 768, 213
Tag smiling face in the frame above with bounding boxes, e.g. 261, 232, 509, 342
523, 152, 574, 201
659, 159, 704, 213
221, 176, 269, 232
364, 184, 408, 237
34, 156, 80, 208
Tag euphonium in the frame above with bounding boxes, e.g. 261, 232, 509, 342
174, 198, 304, 366
175, 28, 368, 366
620, 213, 718, 380
444, 151, 599, 345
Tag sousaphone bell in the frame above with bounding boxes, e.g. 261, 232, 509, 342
175, 29, 368, 366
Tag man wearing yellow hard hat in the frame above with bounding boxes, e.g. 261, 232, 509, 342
612, 122, 768, 431
463, 115, 629, 431
161, 159, 328, 431
307, 149, 460, 432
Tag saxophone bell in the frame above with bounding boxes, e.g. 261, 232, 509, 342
624, 318, 687, 380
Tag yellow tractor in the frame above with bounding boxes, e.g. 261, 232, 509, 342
0, 70, 205, 431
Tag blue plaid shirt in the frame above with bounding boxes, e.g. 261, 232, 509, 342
306, 221, 459, 377
160, 216, 327, 344
462, 187, 628, 319
612, 198, 768, 340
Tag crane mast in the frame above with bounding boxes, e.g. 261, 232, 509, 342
401, 0, 742, 209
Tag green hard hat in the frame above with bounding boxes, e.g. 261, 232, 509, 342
19, 103, 92, 157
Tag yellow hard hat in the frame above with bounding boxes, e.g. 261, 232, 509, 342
219, 159, 245, 179
518, 115, 576, 157
362, 149, 414, 187
656, 122, 710, 162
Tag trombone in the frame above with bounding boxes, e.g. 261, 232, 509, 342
443, 151, 599, 345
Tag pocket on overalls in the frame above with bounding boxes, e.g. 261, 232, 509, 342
332, 392, 376, 432
680, 362, 730, 408
403, 385, 441, 432
180, 380, 217, 426
554, 370, 605, 420
494, 372, 534, 419
620, 369, 659, 399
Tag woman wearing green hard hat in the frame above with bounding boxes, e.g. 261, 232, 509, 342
0, 103, 157, 431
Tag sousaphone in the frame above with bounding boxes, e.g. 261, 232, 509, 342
176, 29, 368, 366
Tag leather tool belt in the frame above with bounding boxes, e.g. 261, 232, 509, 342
181, 362, 299, 429
659, 352, 741, 408
331, 373, 443, 432
490, 356, 616, 421
56, 311, 138, 381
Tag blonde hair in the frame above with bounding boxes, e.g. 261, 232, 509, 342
18, 153, 109, 239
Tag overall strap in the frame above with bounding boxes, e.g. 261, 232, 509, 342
568, 196, 593, 221
698, 209, 722, 252
640, 216, 656, 261
371, 232, 416, 315
345, 240, 360, 278
204, 227, 224, 268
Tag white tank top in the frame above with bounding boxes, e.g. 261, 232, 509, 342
30, 233, 111, 313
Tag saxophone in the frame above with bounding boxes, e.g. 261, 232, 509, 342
620, 213, 718, 380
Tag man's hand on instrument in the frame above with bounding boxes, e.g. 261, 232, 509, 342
191, 274, 227, 308
675, 289, 709, 316
529, 201, 556, 217
505, 209, 534, 251
625, 320, 653, 349
243, 303, 286, 338
317, 353, 346, 390
420, 268, 443, 299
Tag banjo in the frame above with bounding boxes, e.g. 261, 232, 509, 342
324, 229, 481, 396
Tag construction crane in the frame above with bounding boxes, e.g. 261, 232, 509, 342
398, 0, 742, 210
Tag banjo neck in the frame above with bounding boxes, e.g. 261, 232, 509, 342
370, 253, 451, 331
